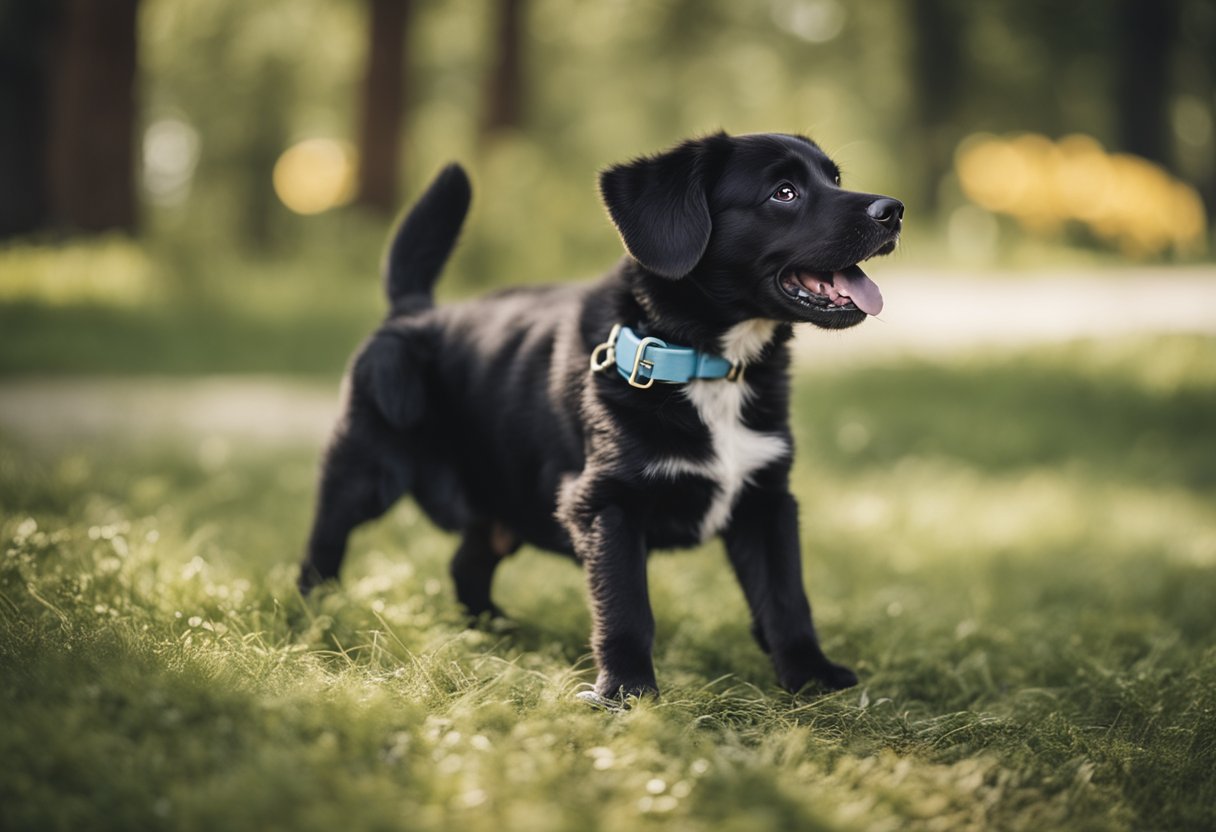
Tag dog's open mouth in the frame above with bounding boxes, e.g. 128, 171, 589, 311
778, 264, 883, 316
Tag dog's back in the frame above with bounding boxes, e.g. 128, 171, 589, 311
317, 166, 600, 567
417, 282, 591, 549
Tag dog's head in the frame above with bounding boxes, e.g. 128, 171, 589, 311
600, 132, 902, 330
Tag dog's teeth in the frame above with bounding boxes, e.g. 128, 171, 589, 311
796, 288, 811, 299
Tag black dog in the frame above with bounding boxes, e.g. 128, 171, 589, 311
299, 131, 903, 704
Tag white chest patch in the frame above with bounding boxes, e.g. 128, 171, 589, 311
642, 320, 789, 541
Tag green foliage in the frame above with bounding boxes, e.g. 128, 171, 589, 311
2, 337, 1214, 830
131, 0, 1216, 273
139, 0, 919, 274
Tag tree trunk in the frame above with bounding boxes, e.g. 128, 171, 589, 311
1113, 0, 1178, 169
481, 0, 525, 141
44, 0, 140, 233
243, 58, 289, 252
906, 0, 963, 217
356, 0, 411, 215
0, 3, 54, 238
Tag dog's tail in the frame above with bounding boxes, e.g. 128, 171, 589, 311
383, 163, 471, 316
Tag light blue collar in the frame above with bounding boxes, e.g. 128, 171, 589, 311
589, 324, 742, 389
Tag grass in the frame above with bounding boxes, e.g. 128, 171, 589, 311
2, 335, 1215, 831
0, 236, 383, 378
0, 300, 375, 378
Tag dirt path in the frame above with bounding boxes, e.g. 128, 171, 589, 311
0, 376, 341, 445
2, 269, 1213, 443
790, 266, 1216, 361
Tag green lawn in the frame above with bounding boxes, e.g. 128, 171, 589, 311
0, 237, 382, 378
2, 336, 1214, 831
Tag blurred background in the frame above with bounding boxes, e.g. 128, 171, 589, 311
3, 9, 1215, 828
0, 0, 1214, 380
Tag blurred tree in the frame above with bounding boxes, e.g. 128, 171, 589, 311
1113, 0, 1179, 169
0, 1, 52, 237
244, 57, 290, 251
481, 0, 525, 141
357, 0, 413, 214
907, 0, 963, 216
0, 0, 138, 238
1175, 0, 1216, 217
46, 0, 140, 233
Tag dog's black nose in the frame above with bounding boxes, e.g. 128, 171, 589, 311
867, 198, 904, 230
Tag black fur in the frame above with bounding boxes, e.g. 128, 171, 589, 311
383, 163, 472, 315
299, 132, 903, 702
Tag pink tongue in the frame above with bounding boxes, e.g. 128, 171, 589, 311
833, 265, 883, 316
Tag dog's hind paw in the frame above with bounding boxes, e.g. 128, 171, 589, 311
465, 605, 514, 631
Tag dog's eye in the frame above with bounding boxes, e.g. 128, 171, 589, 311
771, 185, 798, 203
833, 173, 841, 186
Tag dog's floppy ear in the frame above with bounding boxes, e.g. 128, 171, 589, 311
599, 133, 727, 279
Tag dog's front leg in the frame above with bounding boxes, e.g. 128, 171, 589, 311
723, 488, 858, 693
570, 503, 658, 702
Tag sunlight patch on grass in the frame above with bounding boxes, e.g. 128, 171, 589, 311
808, 459, 1216, 569
0, 236, 158, 307
974, 334, 1216, 397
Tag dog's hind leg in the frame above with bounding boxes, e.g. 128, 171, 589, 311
298, 426, 412, 594
450, 520, 518, 619
299, 327, 430, 594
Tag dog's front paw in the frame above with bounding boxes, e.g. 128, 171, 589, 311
575, 690, 631, 711
576, 675, 659, 709
776, 647, 859, 693
296, 564, 331, 596
809, 660, 859, 692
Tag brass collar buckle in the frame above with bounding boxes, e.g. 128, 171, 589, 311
626, 336, 663, 389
